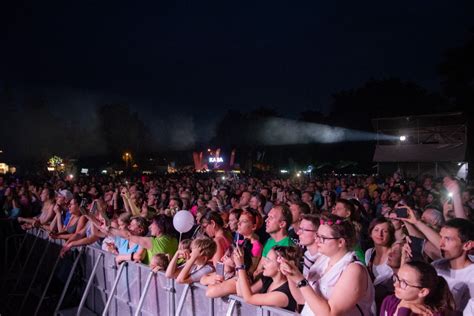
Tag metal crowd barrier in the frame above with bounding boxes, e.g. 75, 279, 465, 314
2, 228, 299, 316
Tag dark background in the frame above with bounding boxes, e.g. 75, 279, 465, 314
1, 1, 473, 171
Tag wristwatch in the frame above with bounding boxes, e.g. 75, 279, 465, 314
235, 264, 246, 272
296, 279, 309, 288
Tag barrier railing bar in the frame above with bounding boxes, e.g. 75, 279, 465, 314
175, 284, 191, 316
263, 305, 297, 316
19, 231, 299, 316
34, 249, 64, 316
208, 296, 215, 316
133, 270, 155, 316
4, 233, 26, 273
168, 278, 176, 316
76, 252, 104, 316
101, 262, 128, 316
225, 299, 237, 316
54, 250, 84, 315
7, 229, 42, 305
18, 240, 51, 315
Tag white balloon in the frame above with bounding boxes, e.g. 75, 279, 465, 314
173, 210, 195, 233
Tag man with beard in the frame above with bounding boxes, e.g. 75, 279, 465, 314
432, 218, 473, 313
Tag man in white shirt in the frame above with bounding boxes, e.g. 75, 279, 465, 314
432, 218, 474, 313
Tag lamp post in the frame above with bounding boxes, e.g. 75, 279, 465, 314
122, 152, 132, 170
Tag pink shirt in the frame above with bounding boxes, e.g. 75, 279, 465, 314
238, 239, 263, 257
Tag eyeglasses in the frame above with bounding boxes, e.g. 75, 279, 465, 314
297, 227, 318, 233
392, 274, 423, 289
315, 234, 340, 243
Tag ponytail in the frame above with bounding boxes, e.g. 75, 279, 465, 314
406, 261, 455, 313
424, 275, 455, 312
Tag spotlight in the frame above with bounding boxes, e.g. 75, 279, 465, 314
399, 135, 407, 141
448, 192, 453, 198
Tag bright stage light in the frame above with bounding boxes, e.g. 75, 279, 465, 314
399, 135, 407, 141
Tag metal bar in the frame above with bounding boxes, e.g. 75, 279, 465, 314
175, 284, 191, 316
18, 240, 51, 315
1, 233, 27, 292
53, 248, 85, 314
7, 229, 42, 305
133, 270, 155, 316
168, 278, 176, 316
4, 233, 26, 272
76, 252, 104, 316
225, 299, 237, 316
208, 296, 214, 316
102, 262, 128, 316
34, 249, 62, 316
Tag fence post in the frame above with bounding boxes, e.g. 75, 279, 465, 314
18, 240, 51, 315
133, 270, 155, 316
101, 261, 128, 316
76, 252, 104, 316
53, 248, 84, 315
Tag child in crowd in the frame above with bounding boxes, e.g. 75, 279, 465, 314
166, 236, 216, 284
150, 254, 170, 273
201, 239, 253, 298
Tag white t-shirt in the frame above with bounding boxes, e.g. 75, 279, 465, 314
303, 250, 322, 278
464, 298, 474, 315
432, 259, 474, 312
365, 248, 393, 286
301, 251, 375, 316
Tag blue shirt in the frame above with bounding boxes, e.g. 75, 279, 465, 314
114, 236, 139, 254
63, 209, 71, 226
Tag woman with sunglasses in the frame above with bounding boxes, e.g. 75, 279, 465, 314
381, 261, 454, 315
280, 214, 375, 316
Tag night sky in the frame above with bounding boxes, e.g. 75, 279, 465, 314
1, 1, 473, 143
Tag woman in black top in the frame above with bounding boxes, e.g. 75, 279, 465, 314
234, 245, 298, 312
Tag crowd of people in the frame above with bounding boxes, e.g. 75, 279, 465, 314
0, 171, 473, 315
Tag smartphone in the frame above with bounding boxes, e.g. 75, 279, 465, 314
395, 208, 408, 218
90, 200, 98, 214
234, 232, 241, 245
409, 236, 426, 261
216, 262, 225, 277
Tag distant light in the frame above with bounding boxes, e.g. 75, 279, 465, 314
399, 135, 407, 141
81, 168, 89, 174
68, 174, 74, 179
280, 169, 288, 174
448, 192, 453, 198
101, 170, 107, 174
47, 167, 55, 172
209, 157, 224, 163
221, 176, 226, 180
296, 172, 301, 177
457, 162, 462, 166
207, 148, 211, 152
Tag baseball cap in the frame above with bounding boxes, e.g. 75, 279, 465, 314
57, 189, 73, 202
